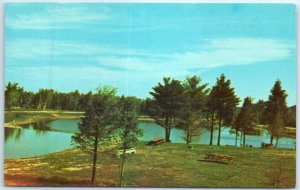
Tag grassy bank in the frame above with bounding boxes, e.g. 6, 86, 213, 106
4, 142, 295, 187
4, 110, 84, 128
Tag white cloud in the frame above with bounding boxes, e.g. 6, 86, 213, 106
6, 4, 110, 30
96, 38, 294, 74
6, 38, 294, 74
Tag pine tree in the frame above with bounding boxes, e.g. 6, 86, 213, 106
150, 77, 184, 142
207, 74, 240, 145
264, 80, 287, 146
71, 86, 118, 185
180, 76, 209, 146
116, 96, 143, 186
235, 97, 256, 147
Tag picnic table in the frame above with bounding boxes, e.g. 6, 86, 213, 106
147, 138, 165, 146
205, 153, 235, 164
261, 143, 273, 148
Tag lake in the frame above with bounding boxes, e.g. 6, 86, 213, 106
4, 119, 296, 159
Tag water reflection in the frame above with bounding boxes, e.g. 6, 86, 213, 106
4, 119, 296, 159
138, 121, 296, 149
5, 128, 72, 159
5, 128, 22, 142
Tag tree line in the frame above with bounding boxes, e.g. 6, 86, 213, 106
148, 74, 294, 148
5, 73, 296, 148
4, 83, 144, 112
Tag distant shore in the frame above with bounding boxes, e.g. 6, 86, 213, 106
4, 110, 155, 129
4, 110, 294, 138
4, 110, 84, 128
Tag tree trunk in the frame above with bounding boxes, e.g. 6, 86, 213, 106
275, 137, 279, 148
119, 150, 126, 186
235, 130, 238, 147
164, 116, 172, 142
217, 119, 222, 145
243, 131, 246, 148
240, 132, 243, 147
186, 128, 190, 146
270, 135, 274, 145
209, 125, 213, 145
165, 128, 171, 142
165, 128, 168, 142
209, 115, 214, 145
91, 138, 99, 184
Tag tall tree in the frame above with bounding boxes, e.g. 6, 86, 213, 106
140, 97, 155, 116
180, 76, 209, 146
78, 91, 93, 111
207, 74, 240, 145
5, 82, 23, 109
116, 96, 143, 186
204, 107, 217, 145
253, 100, 266, 125
235, 97, 256, 147
36, 89, 54, 110
71, 86, 118, 184
264, 80, 287, 146
150, 77, 184, 142
285, 105, 296, 128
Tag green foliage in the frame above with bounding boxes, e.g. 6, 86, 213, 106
253, 99, 266, 125
285, 105, 296, 127
116, 96, 143, 149
207, 74, 240, 145
5, 82, 24, 109
264, 80, 288, 144
234, 97, 256, 147
96, 85, 117, 96
208, 74, 240, 125
72, 92, 118, 151
150, 77, 185, 142
71, 89, 119, 184
179, 76, 209, 145
116, 96, 143, 186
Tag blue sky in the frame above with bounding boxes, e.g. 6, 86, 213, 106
5, 3, 296, 106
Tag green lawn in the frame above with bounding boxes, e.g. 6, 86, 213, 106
4, 142, 295, 187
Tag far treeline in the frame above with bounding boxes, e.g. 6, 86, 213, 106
5, 74, 296, 147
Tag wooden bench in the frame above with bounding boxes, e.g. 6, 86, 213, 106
261, 143, 273, 148
205, 153, 235, 164
147, 138, 165, 146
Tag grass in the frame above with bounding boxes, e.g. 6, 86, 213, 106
4, 142, 296, 187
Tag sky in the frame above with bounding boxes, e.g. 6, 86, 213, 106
5, 3, 297, 106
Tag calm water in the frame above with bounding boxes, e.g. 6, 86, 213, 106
4, 119, 296, 159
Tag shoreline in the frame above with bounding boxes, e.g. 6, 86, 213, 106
4, 110, 84, 128
4, 111, 155, 129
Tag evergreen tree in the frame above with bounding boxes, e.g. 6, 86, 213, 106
5, 82, 23, 109
253, 100, 266, 125
71, 87, 118, 184
116, 96, 143, 186
180, 76, 209, 146
150, 77, 184, 142
207, 74, 240, 145
235, 97, 256, 147
264, 80, 287, 146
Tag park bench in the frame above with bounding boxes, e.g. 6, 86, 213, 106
205, 153, 235, 164
261, 143, 273, 148
147, 138, 165, 146
116, 148, 136, 158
